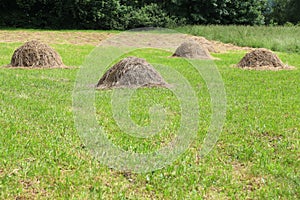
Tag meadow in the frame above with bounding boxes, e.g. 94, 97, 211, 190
0, 26, 299, 199
177, 25, 300, 53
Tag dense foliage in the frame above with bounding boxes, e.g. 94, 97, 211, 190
0, 0, 177, 29
265, 0, 300, 25
0, 0, 298, 29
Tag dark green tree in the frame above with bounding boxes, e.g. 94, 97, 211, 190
165, 0, 267, 25
266, 0, 300, 25
286, 0, 300, 24
0, 0, 283, 29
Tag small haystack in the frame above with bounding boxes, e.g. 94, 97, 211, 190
237, 48, 292, 70
173, 40, 213, 59
9, 40, 64, 68
97, 57, 168, 89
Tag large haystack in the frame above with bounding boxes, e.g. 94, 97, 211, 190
237, 48, 292, 70
9, 40, 64, 68
173, 40, 213, 59
97, 57, 168, 89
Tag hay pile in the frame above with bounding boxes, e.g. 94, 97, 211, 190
237, 48, 293, 70
97, 56, 168, 89
172, 40, 213, 59
9, 40, 64, 68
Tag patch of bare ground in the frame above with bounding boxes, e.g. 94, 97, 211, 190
16, 178, 47, 200
0, 168, 4, 178
232, 162, 266, 193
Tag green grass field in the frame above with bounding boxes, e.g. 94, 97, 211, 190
0, 27, 299, 199
177, 25, 300, 53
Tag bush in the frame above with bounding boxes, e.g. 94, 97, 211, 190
125, 4, 181, 29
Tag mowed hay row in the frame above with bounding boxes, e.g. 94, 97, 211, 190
237, 48, 294, 70
9, 40, 65, 68
97, 56, 168, 89
190, 36, 255, 53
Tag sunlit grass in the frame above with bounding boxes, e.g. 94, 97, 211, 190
177, 25, 300, 53
0, 30, 299, 199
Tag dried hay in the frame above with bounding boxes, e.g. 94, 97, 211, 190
190, 36, 218, 53
237, 48, 294, 70
191, 36, 255, 53
97, 57, 168, 89
8, 40, 65, 68
172, 40, 213, 59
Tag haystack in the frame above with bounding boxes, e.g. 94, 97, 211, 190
9, 40, 64, 68
97, 57, 168, 89
237, 48, 291, 70
173, 40, 213, 59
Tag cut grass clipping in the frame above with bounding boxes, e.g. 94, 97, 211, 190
8, 40, 65, 68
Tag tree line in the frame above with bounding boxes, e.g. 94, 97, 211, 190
0, 0, 299, 30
